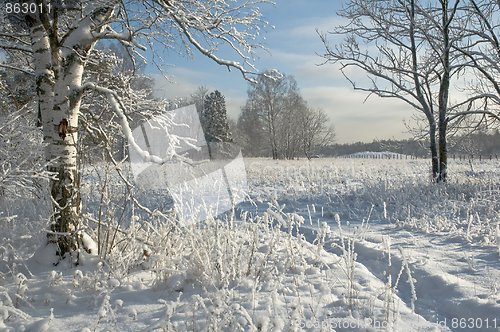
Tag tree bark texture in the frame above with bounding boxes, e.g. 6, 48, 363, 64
27, 5, 114, 259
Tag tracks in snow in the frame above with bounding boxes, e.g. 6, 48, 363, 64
324, 223, 500, 332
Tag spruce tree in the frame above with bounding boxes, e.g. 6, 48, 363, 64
202, 90, 232, 159
203, 91, 232, 142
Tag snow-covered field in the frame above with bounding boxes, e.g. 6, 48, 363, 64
1, 157, 499, 331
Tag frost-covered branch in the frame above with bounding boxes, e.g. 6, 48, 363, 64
92, 29, 147, 51
0, 63, 34, 76
0, 108, 56, 197
172, 14, 255, 80
448, 110, 500, 122
153, 0, 272, 82
0, 42, 32, 53
81, 82, 196, 166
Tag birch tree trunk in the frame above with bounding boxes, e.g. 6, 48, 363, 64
437, 0, 452, 183
429, 119, 439, 180
48, 57, 85, 257
26, 5, 114, 259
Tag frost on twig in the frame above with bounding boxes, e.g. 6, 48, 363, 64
81, 82, 196, 167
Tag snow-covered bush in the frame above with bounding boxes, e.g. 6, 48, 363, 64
0, 108, 52, 200
0, 97, 54, 270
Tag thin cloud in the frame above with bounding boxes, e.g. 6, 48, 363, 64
152, 70, 246, 121
288, 15, 347, 39
302, 86, 412, 143
152, 73, 200, 100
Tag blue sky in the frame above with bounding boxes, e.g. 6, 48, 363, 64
149, 1, 413, 144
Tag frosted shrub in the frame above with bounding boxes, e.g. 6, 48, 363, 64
80, 196, 348, 330
14, 273, 28, 307
330, 213, 358, 315
0, 289, 30, 328
146, 210, 288, 291
92, 292, 117, 330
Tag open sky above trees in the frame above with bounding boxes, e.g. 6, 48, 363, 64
151, 0, 414, 144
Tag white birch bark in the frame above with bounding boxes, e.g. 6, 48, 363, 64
27, 15, 54, 161
27, 5, 116, 257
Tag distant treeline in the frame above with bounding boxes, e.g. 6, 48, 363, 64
320, 130, 500, 157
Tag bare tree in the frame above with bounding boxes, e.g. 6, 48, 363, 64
318, 0, 499, 182
238, 70, 335, 159
245, 70, 290, 159
191, 86, 210, 115
243, 70, 306, 159
454, 1, 500, 126
0, 0, 271, 260
237, 102, 269, 157
277, 88, 308, 159
301, 108, 336, 160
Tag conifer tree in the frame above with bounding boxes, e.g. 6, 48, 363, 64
202, 90, 232, 158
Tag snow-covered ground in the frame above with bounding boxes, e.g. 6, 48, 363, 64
1, 157, 499, 331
